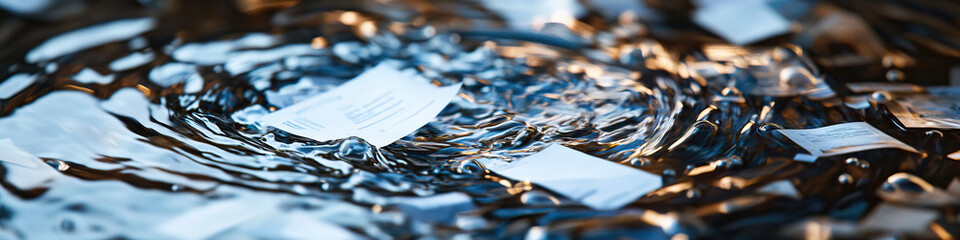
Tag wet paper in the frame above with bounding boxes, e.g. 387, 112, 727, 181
776, 122, 918, 157
693, 2, 792, 45
479, 144, 661, 210
259, 64, 462, 147
889, 88, 960, 129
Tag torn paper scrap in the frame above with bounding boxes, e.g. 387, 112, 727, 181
479, 144, 661, 210
792, 153, 818, 163
0, 138, 61, 189
259, 63, 462, 147
693, 2, 792, 45
776, 122, 918, 157
757, 180, 801, 199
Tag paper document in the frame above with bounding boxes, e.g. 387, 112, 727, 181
480, 144, 662, 210
259, 64, 462, 147
776, 122, 917, 157
693, 2, 791, 45
888, 88, 960, 129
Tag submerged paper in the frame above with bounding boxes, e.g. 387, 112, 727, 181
693, 2, 791, 45
480, 144, 662, 210
777, 122, 918, 157
259, 64, 462, 147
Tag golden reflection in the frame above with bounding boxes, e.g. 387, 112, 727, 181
310, 36, 328, 49
339, 11, 360, 25
357, 21, 378, 39
135, 84, 151, 96
948, 150, 960, 160
63, 85, 94, 94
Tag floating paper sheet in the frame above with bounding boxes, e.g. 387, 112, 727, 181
259, 64, 462, 147
777, 122, 918, 157
693, 2, 792, 45
757, 180, 801, 199
480, 144, 661, 210
889, 88, 960, 129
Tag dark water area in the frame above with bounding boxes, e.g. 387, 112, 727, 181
1, 0, 960, 239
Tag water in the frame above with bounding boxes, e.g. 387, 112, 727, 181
2, 1, 960, 239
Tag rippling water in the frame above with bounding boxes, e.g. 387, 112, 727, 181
2, 1, 960, 239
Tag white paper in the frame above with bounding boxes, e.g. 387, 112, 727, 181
155, 196, 278, 240
0, 139, 61, 189
792, 153, 818, 163
480, 144, 662, 210
259, 64, 462, 147
889, 93, 960, 129
757, 180, 800, 199
776, 122, 918, 157
693, 2, 791, 45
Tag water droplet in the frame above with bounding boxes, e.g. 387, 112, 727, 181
628, 157, 651, 167
56, 160, 70, 171
885, 69, 904, 82
870, 91, 892, 103
685, 188, 700, 198
520, 190, 561, 206
838, 173, 853, 184
455, 160, 482, 175
721, 87, 742, 97
59, 219, 76, 232
757, 123, 782, 136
